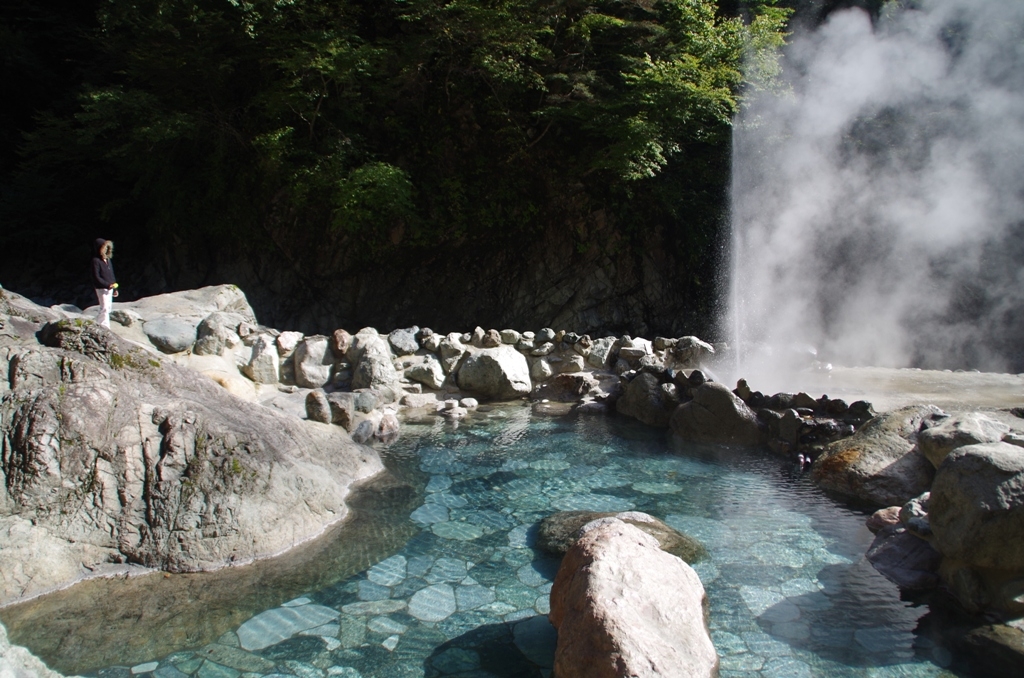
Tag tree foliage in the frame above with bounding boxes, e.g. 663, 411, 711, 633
1, 0, 789, 286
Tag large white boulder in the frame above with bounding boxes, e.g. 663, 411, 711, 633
456, 346, 531, 400
293, 335, 334, 388
549, 519, 717, 678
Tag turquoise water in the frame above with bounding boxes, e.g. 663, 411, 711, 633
83, 404, 961, 678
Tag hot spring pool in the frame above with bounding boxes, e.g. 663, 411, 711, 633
8, 404, 967, 677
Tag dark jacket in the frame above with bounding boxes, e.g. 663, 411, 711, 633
91, 238, 116, 289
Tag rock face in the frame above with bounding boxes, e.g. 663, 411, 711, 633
456, 346, 531, 400
0, 320, 383, 604
929, 442, 1024, 571
811, 405, 942, 507
549, 519, 717, 678
537, 511, 706, 563
670, 381, 763, 446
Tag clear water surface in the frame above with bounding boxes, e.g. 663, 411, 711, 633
20, 404, 967, 677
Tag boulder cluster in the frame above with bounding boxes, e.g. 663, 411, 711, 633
813, 407, 1024, 622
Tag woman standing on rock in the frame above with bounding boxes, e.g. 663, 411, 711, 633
91, 238, 118, 328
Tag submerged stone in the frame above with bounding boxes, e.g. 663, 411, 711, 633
236, 604, 340, 651
408, 584, 457, 622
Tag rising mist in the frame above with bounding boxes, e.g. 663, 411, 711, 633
727, 0, 1024, 388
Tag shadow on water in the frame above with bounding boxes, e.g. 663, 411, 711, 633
753, 560, 980, 675
424, 616, 556, 678
0, 463, 425, 675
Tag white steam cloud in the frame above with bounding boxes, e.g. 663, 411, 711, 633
727, 0, 1024, 389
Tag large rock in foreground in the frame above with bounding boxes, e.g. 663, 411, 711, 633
669, 381, 763, 446
549, 519, 717, 678
811, 405, 941, 507
930, 442, 1024, 571
0, 320, 383, 604
456, 346, 531, 400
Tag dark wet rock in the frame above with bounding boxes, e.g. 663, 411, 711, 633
865, 524, 941, 591
900, 492, 932, 539
959, 623, 1024, 678
616, 372, 678, 428
734, 379, 752, 402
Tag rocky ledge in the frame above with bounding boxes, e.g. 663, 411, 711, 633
0, 286, 383, 607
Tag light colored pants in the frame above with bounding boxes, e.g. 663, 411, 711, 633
95, 288, 113, 328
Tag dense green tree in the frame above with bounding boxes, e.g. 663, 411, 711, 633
1, 0, 788, 330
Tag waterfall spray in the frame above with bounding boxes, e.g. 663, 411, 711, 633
727, 0, 1024, 392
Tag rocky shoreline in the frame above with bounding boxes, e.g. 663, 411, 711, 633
3, 283, 1024, 677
